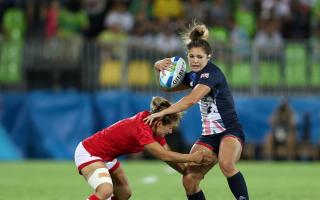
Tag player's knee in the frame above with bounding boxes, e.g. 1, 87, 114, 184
96, 183, 113, 199
219, 160, 236, 176
182, 173, 202, 191
88, 168, 113, 199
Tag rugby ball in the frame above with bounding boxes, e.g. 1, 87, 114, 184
159, 56, 186, 89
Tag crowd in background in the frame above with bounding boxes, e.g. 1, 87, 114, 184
1, 0, 320, 90
0, 0, 318, 49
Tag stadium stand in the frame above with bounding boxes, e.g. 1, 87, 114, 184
99, 60, 122, 87
0, 4, 25, 86
209, 26, 228, 44
0, 41, 23, 85
311, 62, 320, 86
285, 43, 307, 87
235, 5, 255, 37
259, 61, 281, 87
128, 60, 153, 87
230, 62, 251, 87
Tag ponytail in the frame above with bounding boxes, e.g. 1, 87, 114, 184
150, 96, 183, 126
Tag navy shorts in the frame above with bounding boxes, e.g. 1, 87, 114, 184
195, 130, 245, 155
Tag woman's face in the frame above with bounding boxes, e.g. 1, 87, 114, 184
154, 122, 175, 138
187, 47, 210, 72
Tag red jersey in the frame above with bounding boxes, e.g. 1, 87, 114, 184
82, 111, 166, 161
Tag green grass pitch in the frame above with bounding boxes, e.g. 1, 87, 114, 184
0, 161, 319, 200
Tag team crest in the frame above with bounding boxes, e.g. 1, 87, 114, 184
200, 73, 209, 78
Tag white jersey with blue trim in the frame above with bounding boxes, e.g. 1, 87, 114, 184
183, 62, 243, 135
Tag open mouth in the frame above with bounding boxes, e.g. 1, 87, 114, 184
191, 65, 202, 70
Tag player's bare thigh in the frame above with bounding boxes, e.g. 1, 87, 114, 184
218, 136, 243, 177
188, 143, 217, 175
219, 136, 243, 163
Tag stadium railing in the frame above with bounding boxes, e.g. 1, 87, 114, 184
0, 37, 319, 95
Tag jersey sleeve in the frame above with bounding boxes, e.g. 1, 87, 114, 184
154, 136, 167, 146
135, 123, 167, 146
135, 124, 157, 146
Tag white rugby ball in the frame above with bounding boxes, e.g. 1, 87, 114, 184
159, 56, 186, 89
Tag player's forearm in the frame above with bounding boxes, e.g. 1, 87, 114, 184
165, 161, 187, 175
159, 151, 195, 163
161, 96, 195, 115
145, 143, 198, 164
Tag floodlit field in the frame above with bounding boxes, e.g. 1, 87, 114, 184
0, 161, 319, 200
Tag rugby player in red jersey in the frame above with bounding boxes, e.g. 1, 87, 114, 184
74, 96, 213, 200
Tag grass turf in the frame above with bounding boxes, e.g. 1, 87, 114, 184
0, 161, 319, 200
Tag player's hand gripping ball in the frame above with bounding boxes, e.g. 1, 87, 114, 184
159, 56, 187, 89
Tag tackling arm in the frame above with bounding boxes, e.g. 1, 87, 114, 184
162, 144, 187, 175
144, 142, 203, 164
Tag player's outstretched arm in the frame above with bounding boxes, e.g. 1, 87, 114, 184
162, 144, 187, 175
144, 142, 203, 164
144, 84, 211, 125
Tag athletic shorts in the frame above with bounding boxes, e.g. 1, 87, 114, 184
74, 142, 120, 174
195, 130, 245, 155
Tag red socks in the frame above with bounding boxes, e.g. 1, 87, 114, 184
88, 193, 116, 200
88, 194, 100, 200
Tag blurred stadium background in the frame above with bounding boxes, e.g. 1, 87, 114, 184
0, 0, 320, 199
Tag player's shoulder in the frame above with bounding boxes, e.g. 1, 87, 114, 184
206, 62, 222, 73
135, 111, 150, 120
197, 62, 220, 77
134, 111, 152, 130
115, 111, 149, 128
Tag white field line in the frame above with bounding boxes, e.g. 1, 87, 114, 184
142, 176, 159, 184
